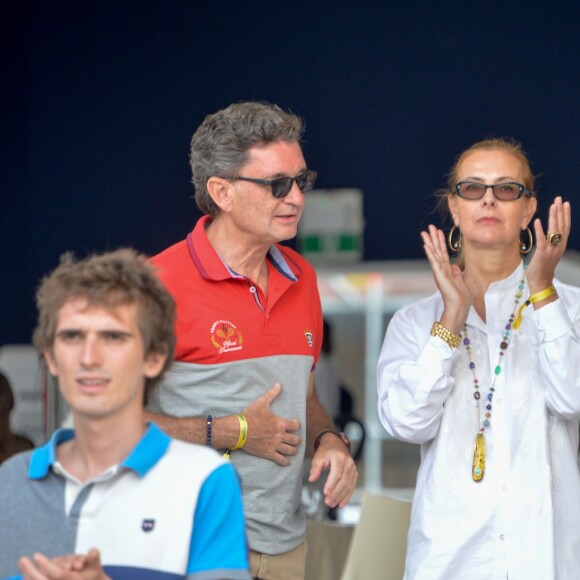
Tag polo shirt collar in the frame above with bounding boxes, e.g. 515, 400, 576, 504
122, 422, 171, 476
28, 423, 171, 480
29, 428, 75, 479
187, 215, 299, 283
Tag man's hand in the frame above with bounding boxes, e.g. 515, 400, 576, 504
308, 433, 358, 508
19, 548, 110, 580
242, 383, 301, 466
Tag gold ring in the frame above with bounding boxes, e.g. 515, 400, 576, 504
547, 232, 562, 246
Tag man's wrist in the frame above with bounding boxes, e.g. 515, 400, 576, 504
314, 429, 351, 454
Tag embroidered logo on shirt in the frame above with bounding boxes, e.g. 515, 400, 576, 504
305, 330, 313, 347
142, 519, 155, 532
211, 320, 243, 354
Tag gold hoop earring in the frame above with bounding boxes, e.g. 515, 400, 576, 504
520, 227, 533, 254
447, 225, 462, 253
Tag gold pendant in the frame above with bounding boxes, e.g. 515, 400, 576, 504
472, 432, 485, 482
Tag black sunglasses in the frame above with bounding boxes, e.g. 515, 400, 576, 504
455, 181, 532, 201
233, 170, 318, 199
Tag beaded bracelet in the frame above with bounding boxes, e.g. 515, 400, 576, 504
513, 285, 557, 329
206, 415, 213, 447
430, 321, 461, 349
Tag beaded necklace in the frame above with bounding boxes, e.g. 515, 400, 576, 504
462, 272, 526, 482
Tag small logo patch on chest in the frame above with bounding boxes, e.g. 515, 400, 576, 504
142, 519, 155, 532
210, 320, 243, 354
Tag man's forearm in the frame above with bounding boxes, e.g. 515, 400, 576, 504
143, 410, 241, 449
305, 383, 336, 458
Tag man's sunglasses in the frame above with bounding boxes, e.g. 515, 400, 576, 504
233, 170, 318, 199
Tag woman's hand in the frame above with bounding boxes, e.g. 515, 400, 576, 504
526, 196, 571, 295
421, 225, 472, 333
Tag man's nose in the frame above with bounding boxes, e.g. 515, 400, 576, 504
81, 336, 102, 367
284, 180, 305, 205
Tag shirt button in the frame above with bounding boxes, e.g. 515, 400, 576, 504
502, 485, 508, 492
500, 534, 504, 540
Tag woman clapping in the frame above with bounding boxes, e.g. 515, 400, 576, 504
377, 138, 580, 579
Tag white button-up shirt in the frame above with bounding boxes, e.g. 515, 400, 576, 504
378, 264, 580, 580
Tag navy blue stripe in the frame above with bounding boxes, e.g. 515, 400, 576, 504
103, 565, 183, 579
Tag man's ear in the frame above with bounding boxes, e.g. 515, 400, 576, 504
44, 350, 58, 377
206, 177, 234, 213
143, 350, 167, 381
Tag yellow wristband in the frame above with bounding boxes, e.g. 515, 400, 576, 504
231, 414, 248, 450
513, 285, 557, 330
430, 321, 461, 349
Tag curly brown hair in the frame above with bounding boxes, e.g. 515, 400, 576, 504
33, 248, 176, 395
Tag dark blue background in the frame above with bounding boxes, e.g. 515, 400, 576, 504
1, 0, 578, 344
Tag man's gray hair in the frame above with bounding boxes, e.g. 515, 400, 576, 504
190, 101, 305, 216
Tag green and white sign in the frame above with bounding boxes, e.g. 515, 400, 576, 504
298, 189, 363, 263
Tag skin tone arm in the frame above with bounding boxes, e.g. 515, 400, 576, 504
19, 549, 110, 580
306, 372, 358, 507
144, 383, 302, 466
421, 196, 571, 330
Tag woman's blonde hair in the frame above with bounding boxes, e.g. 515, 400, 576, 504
437, 137, 536, 216
435, 138, 536, 267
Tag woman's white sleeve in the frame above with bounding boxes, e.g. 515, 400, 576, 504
377, 308, 458, 444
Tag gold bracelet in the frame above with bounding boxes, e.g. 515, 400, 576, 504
513, 285, 557, 329
430, 321, 461, 349
231, 414, 248, 450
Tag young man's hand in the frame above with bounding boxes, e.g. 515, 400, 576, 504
19, 548, 111, 580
